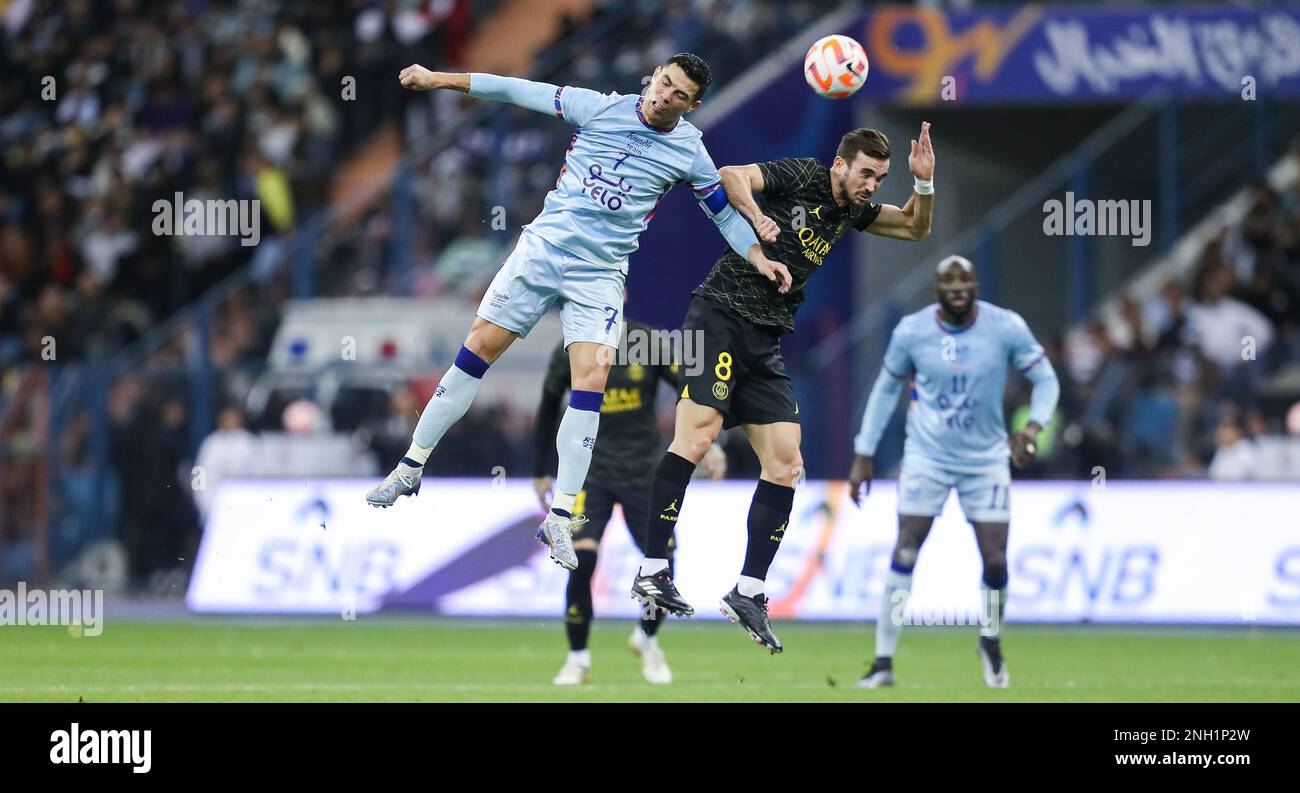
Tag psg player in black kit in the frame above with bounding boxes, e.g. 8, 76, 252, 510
631, 123, 936, 653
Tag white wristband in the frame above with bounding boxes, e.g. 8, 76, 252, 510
914, 177, 933, 196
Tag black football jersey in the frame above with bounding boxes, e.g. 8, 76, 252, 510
693, 157, 881, 332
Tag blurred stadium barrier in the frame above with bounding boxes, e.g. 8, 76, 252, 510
188, 478, 1300, 625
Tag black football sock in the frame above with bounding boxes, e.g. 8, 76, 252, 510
643, 452, 696, 564
640, 613, 661, 637
739, 479, 795, 585
564, 549, 598, 651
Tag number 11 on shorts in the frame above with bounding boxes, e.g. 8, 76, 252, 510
987, 484, 1009, 510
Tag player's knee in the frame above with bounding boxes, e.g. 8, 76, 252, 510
762, 450, 803, 487
571, 368, 609, 394
674, 427, 717, 463
893, 545, 920, 571
464, 323, 509, 363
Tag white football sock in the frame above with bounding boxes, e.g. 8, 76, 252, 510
409, 358, 486, 461
639, 558, 669, 576
980, 583, 1006, 640
876, 567, 913, 658
554, 397, 601, 509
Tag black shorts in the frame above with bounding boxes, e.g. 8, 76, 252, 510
679, 296, 799, 430
572, 478, 675, 555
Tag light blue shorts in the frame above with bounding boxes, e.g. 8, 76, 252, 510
896, 454, 1012, 523
477, 230, 625, 349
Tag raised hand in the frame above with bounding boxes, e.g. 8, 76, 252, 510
909, 121, 934, 181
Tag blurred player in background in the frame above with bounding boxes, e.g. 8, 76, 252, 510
368, 54, 787, 572
848, 255, 1060, 689
534, 316, 725, 685
632, 124, 935, 653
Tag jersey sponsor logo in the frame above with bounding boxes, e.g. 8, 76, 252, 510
713, 381, 729, 400
602, 386, 643, 413
488, 289, 510, 309
797, 226, 833, 265
580, 157, 634, 212
622, 132, 654, 155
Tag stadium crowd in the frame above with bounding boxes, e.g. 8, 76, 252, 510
0, 0, 473, 366
1016, 153, 1300, 481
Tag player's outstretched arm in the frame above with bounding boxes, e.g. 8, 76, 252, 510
849, 368, 905, 505
399, 65, 469, 92
719, 165, 779, 242
399, 66, 569, 118
866, 121, 934, 242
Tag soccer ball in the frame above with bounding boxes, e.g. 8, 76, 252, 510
803, 34, 868, 100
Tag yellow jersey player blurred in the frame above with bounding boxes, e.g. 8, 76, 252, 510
533, 317, 725, 685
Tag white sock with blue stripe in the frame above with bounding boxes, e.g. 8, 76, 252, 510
552, 390, 602, 518
406, 346, 489, 465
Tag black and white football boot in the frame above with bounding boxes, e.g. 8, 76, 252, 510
719, 587, 783, 654
630, 569, 695, 618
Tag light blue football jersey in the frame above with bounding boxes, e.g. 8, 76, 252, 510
879, 301, 1050, 472
521, 86, 726, 272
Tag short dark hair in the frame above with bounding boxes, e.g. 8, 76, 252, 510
836, 128, 891, 164
665, 52, 712, 100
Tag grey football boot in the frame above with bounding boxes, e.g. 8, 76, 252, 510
366, 457, 423, 507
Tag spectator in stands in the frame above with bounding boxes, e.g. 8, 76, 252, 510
1208, 413, 1257, 481
1184, 260, 1274, 397
193, 405, 257, 522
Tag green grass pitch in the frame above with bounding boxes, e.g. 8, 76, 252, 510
2, 618, 1297, 702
